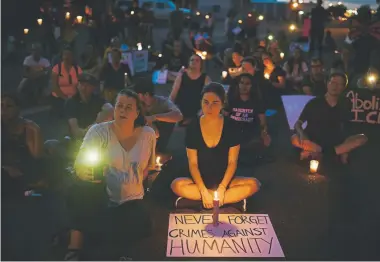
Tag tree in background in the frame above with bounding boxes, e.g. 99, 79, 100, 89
327, 4, 347, 18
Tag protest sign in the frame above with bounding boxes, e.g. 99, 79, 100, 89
282, 95, 315, 130
346, 89, 380, 125
166, 213, 284, 258
152, 70, 168, 84
133, 50, 149, 73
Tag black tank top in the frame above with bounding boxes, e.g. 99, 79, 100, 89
175, 72, 206, 118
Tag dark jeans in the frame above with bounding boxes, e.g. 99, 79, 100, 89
155, 122, 175, 153
50, 95, 66, 118
309, 29, 325, 57
67, 181, 152, 259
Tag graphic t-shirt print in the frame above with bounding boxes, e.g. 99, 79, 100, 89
230, 107, 255, 123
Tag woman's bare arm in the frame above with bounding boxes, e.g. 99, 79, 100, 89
186, 148, 207, 191
220, 145, 240, 188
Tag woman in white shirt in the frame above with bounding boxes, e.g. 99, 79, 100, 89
65, 89, 156, 260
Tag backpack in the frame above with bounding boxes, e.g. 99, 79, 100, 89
57, 62, 79, 78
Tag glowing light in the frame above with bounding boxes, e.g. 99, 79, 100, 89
338, 1, 342, 5
292, 2, 299, 9
158, 53, 162, 58
280, 52, 285, 59
196, 11, 200, 16
37, 18, 43, 25
156, 156, 163, 171
329, 3, 333, 7
147, 45, 151, 49
367, 74, 377, 84
258, 15, 264, 20
310, 160, 319, 174
86, 151, 99, 166
299, 0, 303, 3
289, 24, 296, 31
222, 71, 228, 79
264, 73, 270, 79
268, 35, 274, 41
24, 28, 29, 34
137, 42, 142, 51
205, 15, 210, 19
131, 10, 135, 15
238, 19, 243, 24
214, 191, 219, 201
76, 16, 83, 23
65, 12, 71, 20
248, 13, 252, 17
299, 10, 304, 15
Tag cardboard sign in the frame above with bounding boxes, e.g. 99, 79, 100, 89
152, 70, 168, 84
282, 95, 315, 130
346, 89, 380, 125
166, 214, 284, 258
108, 52, 134, 75
132, 50, 149, 73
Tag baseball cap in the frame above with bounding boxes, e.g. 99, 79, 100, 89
78, 73, 99, 86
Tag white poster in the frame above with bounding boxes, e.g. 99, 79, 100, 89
132, 50, 149, 73
166, 213, 284, 258
282, 95, 314, 130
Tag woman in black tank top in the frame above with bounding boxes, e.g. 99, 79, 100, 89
1, 94, 44, 197
169, 54, 211, 124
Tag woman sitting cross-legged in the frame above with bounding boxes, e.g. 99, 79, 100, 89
65, 89, 156, 260
171, 83, 260, 212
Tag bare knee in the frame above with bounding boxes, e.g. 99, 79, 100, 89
171, 178, 188, 196
246, 177, 261, 195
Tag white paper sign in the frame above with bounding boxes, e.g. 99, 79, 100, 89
152, 70, 168, 84
132, 50, 149, 73
282, 95, 314, 130
166, 213, 284, 258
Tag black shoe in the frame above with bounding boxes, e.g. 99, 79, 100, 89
224, 199, 247, 213
175, 197, 202, 210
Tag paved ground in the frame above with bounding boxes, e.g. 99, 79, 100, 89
4, 21, 379, 261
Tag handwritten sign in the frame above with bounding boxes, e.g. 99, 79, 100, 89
346, 89, 380, 124
282, 95, 315, 130
133, 50, 149, 73
166, 214, 284, 258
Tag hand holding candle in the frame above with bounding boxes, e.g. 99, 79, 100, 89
156, 156, 163, 171
222, 71, 228, 79
309, 160, 319, 174
65, 12, 71, 20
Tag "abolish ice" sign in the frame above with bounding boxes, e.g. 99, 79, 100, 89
166, 213, 284, 258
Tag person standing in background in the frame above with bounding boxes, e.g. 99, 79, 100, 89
309, 0, 329, 57
170, 2, 184, 40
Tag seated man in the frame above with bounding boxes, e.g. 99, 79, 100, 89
301, 57, 327, 96
45, 74, 112, 158
159, 39, 189, 82
134, 78, 183, 155
292, 72, 368, 163
18, 43, 50, 105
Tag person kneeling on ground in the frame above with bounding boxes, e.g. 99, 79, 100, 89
225, 74, 271, 163
171, 83, 260, 211
45, 74, 112, 159
65, 89, 156, 260
134, 78, 183, 158
291, 72, 368, 163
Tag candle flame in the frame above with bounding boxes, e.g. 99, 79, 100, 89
156, 156, 161, 165
264, 73, 270, 79
214, 191, 219, 200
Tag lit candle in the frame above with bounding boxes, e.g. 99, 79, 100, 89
268, 35, 274, 41
292, 2, 299, 8
131, 10, 135, 15
76, 16, 83, 23
137, 42, 142, 50
65, 12, 71, 20
37, 18, 43, 25
158, 53, 162, 58
238, 19, 243, 24
156, 156, 163, 171
213, 191, 219, 226
205, 15, 210, 19
299, 10, 304, 15
248, 13, 252, 18
258, 15, 264, 20
196, 11, 200, 16
24, 28, 29, 34
264, 73, 270, 79
289, 24, 296, 31
222, 71, 228, 79
367, 74, 377, 84
147, 45, 151, 49
280, 52, 285, 59
310, 160, 319, 174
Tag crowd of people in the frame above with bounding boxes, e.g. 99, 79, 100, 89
2, 0, 380, 261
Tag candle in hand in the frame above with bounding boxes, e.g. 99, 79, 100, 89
65, 12, 71, 20
222, 71, 228, 79
37, 19, 43, 25
156, 156, 163, 171
310, 160, 319, 174
76, 16, 83, 23
213, 191, 219, 226
24, 28, 29, 34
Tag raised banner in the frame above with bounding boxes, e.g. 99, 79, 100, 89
282, 95, 315, 130
166, 213, 284, 258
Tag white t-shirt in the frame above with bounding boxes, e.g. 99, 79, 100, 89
23, 55, 51, 69
75, 122, 156, 205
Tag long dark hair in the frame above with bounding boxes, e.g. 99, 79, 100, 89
201, 82, 226, 104
230, 74, 263, 103
287, 47, 305, 75
116, 89, 146, 127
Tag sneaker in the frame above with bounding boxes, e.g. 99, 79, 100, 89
64, 250, 81, 261
175, 197, 202, 210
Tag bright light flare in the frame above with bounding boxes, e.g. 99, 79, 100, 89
258, 15, 264, 20
86, 150, 100, 166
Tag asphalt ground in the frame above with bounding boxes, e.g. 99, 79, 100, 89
3, 22, 379, 261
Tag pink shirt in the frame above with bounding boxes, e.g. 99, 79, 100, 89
52, 63, 83, 97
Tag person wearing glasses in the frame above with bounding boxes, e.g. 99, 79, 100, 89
292, 72, 367, 163
51, 46, 83, 117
